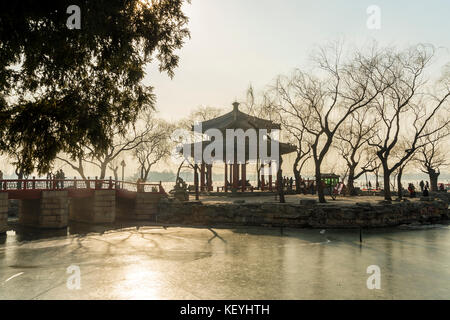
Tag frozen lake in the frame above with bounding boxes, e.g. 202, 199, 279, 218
0, 222, 449, 299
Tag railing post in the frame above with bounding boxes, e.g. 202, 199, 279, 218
109, 176, 113, 189
74, 177, 77, 189
87, 177, 91, 189
24, 178, 27, 190
95, 176, 98, 190
32, 176, 36, 189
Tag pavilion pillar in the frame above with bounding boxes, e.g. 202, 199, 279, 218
229, 164, 233, 189
207, 164, 213, 191
277, 155, 285, 203
194, 165, 199, 200
275, 164, 278, 191
233, 163, 239, 190
224, 163, 228, 192
275, 159, 280, 196
241, 163, 246, 192
261, 163, 265, 191
200, 163, 205, 192
269, 162, 273, 192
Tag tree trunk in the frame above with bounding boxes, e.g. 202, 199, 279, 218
112, 168, 118, 181
428, 169, 439, 192
71, 158, 89, 187
293, 153, 301, 194
382, 164, 392, 201
347, 176, 356, 196
143, 167, 150, 182
315, 162, 326, 203
256, 161, 261, 189
347, 166, 356, 196
293, 168, 301, 194
397, 167, 403, 200
99, 164, 107, 180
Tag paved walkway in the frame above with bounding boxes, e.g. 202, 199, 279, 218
197, 194, 421, 206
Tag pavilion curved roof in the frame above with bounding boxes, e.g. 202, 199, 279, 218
193, 102, 281, 133
180, 139, 297, 159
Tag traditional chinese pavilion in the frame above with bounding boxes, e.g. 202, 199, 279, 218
182, 102, 296, 193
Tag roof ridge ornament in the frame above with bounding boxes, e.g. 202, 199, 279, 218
232, 101, 239, 120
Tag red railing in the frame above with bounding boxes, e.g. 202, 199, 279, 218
0, 177, 165, 194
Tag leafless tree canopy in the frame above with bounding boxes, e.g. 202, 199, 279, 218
368, 44, 450, 200
270, 41, 393, 202
335, 108, 379, 195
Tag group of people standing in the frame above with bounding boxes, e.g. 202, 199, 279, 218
418, 180, 446, 193
409, 180, 431, 198
281, 176, 294, 191
46, 169, 66, 189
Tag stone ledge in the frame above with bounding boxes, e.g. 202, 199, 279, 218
158, 199, 448, 229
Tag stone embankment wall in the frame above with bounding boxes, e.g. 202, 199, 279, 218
431, 192, 450, 204
116, 193, 162, 221
70, 190, 116, 223
134, 193, 162, 220
18, 191, 69, 229
158, 199, 449, 229
92, 190, 116, 223
39, 191, 69, 228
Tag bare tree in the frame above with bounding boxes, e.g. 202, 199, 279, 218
134, 120, 173, 182
334, 108, 379, 195
273, 108, 311, 194
57, 110, 159, 181
368, 159, 382, 190
417, 134, 449, 191
391, 141, 418, 200
272, 42, 390, 203
108, 158, 120, 181
368, 45, 450, 201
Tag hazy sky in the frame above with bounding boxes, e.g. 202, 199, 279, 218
3, 1, 450, 179
146, 0, 450, 121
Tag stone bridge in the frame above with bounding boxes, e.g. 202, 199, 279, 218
0, 178, 167, 233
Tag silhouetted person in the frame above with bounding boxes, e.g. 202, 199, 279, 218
60, 169, 65, 189
408, 183, 416, 198
17, 172, 23, 189
54, 171, 59, 189
425, 181, 429, 189
439, 183, 445, 192
46, 172, 52, 189
419, 180, 424, 192
423, 187, 429, 197
310, 182, 315, 195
